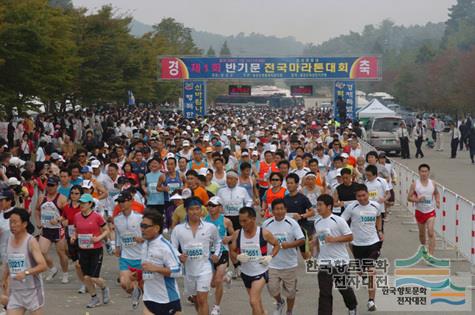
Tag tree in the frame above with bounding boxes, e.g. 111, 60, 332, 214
152, 18, 201, 55
415, 43, 436, 64
219, 40, 231, 56
206, 46, 216, 56
48, 0, 73, 9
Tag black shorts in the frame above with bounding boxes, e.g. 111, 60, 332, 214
78, 248, 103, 278
241, 271, 269, 289
225, 215, 240, 231
144, 300, 181, 315
213, 251, 229, 269
388, 189, 395, 202
41, 228, 63, 243
66, 238, 79, 262
352, 241, 382, 269
298, 222, 314, 253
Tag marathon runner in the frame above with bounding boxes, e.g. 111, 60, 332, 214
341, 184, 383, 312
171, 197, 221, 315
141, 210, 183, 315
204, 196, 235, 315
408, 164, 440, 257
113, 191, 144, 309
71, 193, 110, 308
262, 199, 305, 315
230, 207, 279, 315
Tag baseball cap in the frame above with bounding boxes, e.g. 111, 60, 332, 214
79, 193, 94, 203
81, 166, 93, 174
81, 180, 93, 189
170, 194, 183, 201
7, 177, 21, 186
91, 160, 101, 168
0, 189, 14, 200
205, 147, 213, 154
226, 170, 239, 179
51, 153, 65, 162
241, 151, 249, 157
252, 151, 259, 156
166, 152, 176, 160
47, 176, 59, 185
182, 140, 190, 147
116, 191, 133, 203
198, 168, 208, 177
181, 188, 192, 199
208, 196, 222, 206
341, 153, 349, 159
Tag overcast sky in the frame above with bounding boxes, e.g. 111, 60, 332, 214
73, 0, 457, 43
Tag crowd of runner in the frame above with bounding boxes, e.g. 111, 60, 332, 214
0, 104, 441, 315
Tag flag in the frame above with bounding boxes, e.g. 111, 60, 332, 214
128, 90, 135, 106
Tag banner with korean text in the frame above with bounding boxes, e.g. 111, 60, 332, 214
160, 56, 381, 80
334, 81, 356, 121
183, 81, 206, 119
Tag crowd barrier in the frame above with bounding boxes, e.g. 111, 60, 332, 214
360, 142, 475, 266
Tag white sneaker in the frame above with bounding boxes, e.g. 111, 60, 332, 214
61, 273, 69, 284
210, 305, 221, 315
348, 308, 358, 315
367, 300, 376, 311
273, 300, 285, 315
78, 284, 86, 294
45, 267, 58, 281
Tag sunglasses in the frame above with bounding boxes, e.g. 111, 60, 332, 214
207, 204, 219, 207
140, 223, 154, 229
271, 178, 281, 182
70, 192, 80, 195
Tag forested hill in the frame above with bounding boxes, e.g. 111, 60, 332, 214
130, 20, 307, 56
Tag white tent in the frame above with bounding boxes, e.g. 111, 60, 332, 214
357, 99, 396, 119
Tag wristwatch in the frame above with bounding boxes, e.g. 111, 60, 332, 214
25, 270, 30, 276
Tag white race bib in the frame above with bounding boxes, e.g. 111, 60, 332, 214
8, 254, 26, 275
67, 225, 76, 237
121, 232, 136, 247
78, 234, 93, 249
186, 243, 204, 260
242, 244, 261, 262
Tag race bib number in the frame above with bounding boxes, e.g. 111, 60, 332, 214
225, 204, 240, 216
143, 271, 153, 280
242, 244, 261, 262
332, 207, 342, 214
78, 234, 93, 249
368, 191, 378, 200
317, 228, 330, 246
274, 233, 287, 244
168, 183, 181, 194
8, 254, 26, 275
148, 182, 158, 192
41, 210, 56, 225
360, 211, 377, 225
186, 243, 204, 260
67, 225, 76, 237
121, 232, 136, 247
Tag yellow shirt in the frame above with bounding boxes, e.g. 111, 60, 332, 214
172, 205, 208, 226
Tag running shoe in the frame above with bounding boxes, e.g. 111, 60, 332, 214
105, 242, 114, 255
210, 305, 221, 315
367, 300, 376, 312
86, 295, 101, 308
102, 286, 111, 304
78, 284, 86, 294
273, 300, 286, 315
61, 273, 69, 284
348, 309, 358, 315
45, 266, 58, 281
131, 287, 142, 309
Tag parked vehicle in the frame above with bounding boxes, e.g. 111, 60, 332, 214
367, 116, 404, 155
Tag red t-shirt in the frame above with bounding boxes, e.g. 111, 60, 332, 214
63, 202, 81, 225
74, 211, 106, 250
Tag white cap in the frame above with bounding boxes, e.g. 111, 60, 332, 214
208, 196, 222, 205
9, 157, 26, 167
341, 153, 349, 159
170, 194, 183, 201
91, 160, 101, 168
7, 177, 21, 186
166, 152, 176, 160
241, 151, 249, 157
81, 180, 93, 189
198, 167, 208, 176
182, 140, 190, 147
252, 151, 259, 156
269, 144, 277, 153
336, 168, 343, 177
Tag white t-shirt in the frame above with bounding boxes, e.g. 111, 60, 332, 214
314, 214, 352, 266
341, 201, 382, 246
262, 216, 304, 269
365, 177, 389, 209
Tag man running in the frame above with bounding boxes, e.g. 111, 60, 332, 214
113, 191, 144, 309
408, 164, 440, 257
141, 210, 183, 315
313, 194, 358, 315
263, 199, 305, 315
204, 196, 235, 315
342, 184, 383, 312
230, 207, 279, 315
171, 197, 221, 315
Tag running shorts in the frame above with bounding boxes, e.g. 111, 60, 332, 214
144, 300, 181, 315
415, 210, 436, 224
78, 247, 103, 278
